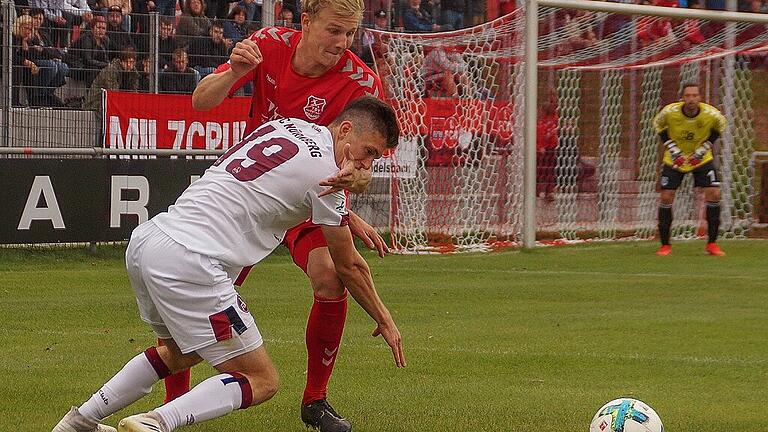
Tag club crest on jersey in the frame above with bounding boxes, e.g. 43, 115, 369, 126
304, 96, 326, 120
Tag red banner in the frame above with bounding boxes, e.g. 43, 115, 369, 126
104, 91, 252, 150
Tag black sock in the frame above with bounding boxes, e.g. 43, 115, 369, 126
706, 201, 721, 243
658, 204, 673, 246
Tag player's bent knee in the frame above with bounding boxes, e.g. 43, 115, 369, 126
307, 250, 345, 298
310, 272, 345, 298
215, 345, 279, 406
247, 371, 280, 403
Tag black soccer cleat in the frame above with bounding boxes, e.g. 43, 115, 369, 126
301, 399, 352, 432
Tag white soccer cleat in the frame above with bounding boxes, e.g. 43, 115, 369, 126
52, 407, 117, 432
117, 414, 164, 432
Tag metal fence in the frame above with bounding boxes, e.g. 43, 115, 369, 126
0, 0, 301, 149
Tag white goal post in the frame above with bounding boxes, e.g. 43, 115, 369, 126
353, 0, 768, 253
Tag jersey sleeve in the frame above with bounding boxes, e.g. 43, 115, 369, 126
309, 189, 349, 227
711, 107, 727, 134
362, 73, 384, 100
652, 105, 669, 135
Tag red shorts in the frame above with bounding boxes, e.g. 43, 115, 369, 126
282, 220, 327, 273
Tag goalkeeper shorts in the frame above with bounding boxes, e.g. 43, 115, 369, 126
660, 162, 720, 190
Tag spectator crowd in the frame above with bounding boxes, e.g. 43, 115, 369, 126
5, 0, 768, 108
6, 0, 306, 107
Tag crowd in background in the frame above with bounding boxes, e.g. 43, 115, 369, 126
3, 0, 768, 109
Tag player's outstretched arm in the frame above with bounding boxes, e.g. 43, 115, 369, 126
321, 225, 406, 368
348, 210, 389, 258
192, 38, 263, 111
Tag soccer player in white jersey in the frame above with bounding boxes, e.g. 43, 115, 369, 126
52, 96, 405, 432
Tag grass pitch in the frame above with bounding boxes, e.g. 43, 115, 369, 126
1, 239, 766, 431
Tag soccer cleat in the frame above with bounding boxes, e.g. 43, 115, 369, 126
656, 245, 672, 256
705, 242, 725, 256
117, 414, 164, 432
301, 399, 352, 432
52, 407, 117, 432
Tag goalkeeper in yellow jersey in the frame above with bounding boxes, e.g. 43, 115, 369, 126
652, 83, 726, 256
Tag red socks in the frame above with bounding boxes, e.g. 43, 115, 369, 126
302, 292, 348, 405
158, 338, 191, 403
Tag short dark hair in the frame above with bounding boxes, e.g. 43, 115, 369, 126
172, 47, 188, 59
29, 8, 45, 17
680, 82, 699, 96
333, 96, 400, 150
211, 19, 224, 30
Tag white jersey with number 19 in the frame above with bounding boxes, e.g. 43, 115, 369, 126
152, 118, 348, 268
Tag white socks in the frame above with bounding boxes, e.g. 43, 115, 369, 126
154, 373, 252, 430
78, 350, 163, 422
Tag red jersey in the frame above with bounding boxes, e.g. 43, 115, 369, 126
214, 26, 384, 133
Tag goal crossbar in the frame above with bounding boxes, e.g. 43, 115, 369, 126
538, 0, 768, 24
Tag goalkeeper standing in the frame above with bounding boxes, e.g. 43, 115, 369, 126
653, 82, 727, 256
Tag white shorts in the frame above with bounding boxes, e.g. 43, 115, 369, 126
125, 221, 263, 366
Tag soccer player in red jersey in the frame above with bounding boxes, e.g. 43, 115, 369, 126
187, 1, 390, 431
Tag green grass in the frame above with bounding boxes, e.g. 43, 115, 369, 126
1, 240, 767, 431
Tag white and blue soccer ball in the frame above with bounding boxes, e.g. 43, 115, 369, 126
589, 398, 664, 432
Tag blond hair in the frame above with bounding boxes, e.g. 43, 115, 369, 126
13, 15, 33, 37
301, 0, 364, 19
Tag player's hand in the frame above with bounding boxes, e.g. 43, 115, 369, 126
229, 38, 263, 78
664, 140, 686, 168
349, 211, 389, 257
688, 141, 711, 167
318, 156, 373, 197
372, 319, 406, 368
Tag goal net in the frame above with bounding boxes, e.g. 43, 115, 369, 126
354, 4, 767, 253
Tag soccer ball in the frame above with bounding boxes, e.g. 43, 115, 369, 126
589, 398, 664, 432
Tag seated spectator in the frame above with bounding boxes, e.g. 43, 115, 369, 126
421, 46, 469, 98
160, 48, 197, 93
440, 0, 466, 30
12, 15, 40, 105
64, 14, 110, 86
99, 0, 131, 31
403, 0, 441, 32
106, 5, 135, 60
84, 47, 138, 112
29, 8, 68, 106
177, 0, 212, 47
29, 0, 71, 47
158, 16, 181, 70
277, 6, 296, 28
237, 0, 261, 24
223, 5, 248, 43
188, 19, 229, 81
137, 56, 151, 91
